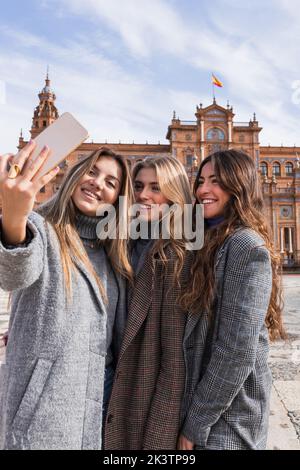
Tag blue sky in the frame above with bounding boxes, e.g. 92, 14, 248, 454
1, 0, 300, 153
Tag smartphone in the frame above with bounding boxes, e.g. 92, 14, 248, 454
30, 112, 89, 178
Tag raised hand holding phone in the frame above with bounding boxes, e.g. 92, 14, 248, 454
0, 141, 60, 245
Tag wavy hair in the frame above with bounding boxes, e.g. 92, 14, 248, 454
38, 147, 133, 298
180, 150, 286, 341
132, 156, 192, 283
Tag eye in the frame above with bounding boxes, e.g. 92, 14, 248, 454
151, 185, 160, 192
134, 183, 143, 192
106, 180, 116, 189
197, 180, 204, 186
88, 169, 96, 176
212, 179, 220, 185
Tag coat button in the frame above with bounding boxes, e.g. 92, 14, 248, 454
107, 414, 114, 424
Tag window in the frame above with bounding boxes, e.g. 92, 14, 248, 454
186, 155, 193, 167
285, 162, 293, 174
206, 128, 225, 141
43, 120, 47, 127
273, 163, 280, 176
260, 162, 268, 176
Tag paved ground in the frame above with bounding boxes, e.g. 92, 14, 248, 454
0, 275, 300, 449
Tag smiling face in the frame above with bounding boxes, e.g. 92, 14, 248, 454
133, 167, 170, 221
195, 161, 231, 219
71, 156, 122, 216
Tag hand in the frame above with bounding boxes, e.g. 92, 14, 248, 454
0, 140, 59, 244
2, 331, 8, 346
177, 434, 195, 450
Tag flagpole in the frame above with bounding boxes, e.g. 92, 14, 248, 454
211, 73, 215, 103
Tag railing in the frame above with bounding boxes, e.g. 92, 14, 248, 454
179, 121, 197, 125
262, 186, 295, 194
233, 122, 250, 127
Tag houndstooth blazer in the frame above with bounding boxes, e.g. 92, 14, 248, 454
180, 228, 273, 450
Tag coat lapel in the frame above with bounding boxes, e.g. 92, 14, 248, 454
72, 257, 107, 316
119, 254, 155, 360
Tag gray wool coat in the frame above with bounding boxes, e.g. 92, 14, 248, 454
181, 228, 273, 450
0, 212, 107, 450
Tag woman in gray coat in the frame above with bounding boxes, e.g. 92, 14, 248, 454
0, 142, 132, 449
179, 150, 286, 450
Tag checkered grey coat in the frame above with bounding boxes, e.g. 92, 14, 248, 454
180, 228, 273, 450
104, 249, 191, 450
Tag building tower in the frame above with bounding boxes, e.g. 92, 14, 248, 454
30, 72, 59, 138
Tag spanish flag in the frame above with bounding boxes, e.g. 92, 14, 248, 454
212, 73, 223, 88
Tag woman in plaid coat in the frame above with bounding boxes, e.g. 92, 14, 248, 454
104, 156, 192, 450
179, 150, 286, 450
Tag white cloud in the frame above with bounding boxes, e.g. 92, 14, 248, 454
1, 0, 300, 152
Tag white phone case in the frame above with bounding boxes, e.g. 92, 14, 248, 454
31, 112, 89, 178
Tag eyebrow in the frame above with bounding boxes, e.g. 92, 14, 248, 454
198, 174, 216, 179
134, 180, 159, 185
91, 165, 121, 184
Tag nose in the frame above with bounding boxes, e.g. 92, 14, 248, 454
196, 181, 210, 199
138, 187, 151, 201
90, 175, 104, 191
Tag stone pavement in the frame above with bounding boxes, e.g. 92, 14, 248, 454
0, 276, 300, 449
267, 275, 300, 450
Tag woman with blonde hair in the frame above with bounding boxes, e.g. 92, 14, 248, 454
104, 156, 193, 450
0, 142, 133, 449
178, 149, 286, 450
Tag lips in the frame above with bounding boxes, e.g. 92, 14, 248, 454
81, 188, 102, 201
201, 199, 217, 204
138, 204, 152, 210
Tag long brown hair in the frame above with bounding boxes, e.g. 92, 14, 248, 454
38, 147, 133, 298
132, 156, 192, 283
181, 150, 286, 341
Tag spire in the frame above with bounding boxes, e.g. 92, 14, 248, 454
30, 73, 59, 138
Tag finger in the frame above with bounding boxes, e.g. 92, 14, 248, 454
33, 165, 60, 190
22, 145, 51, 180
0, 153, 14, 173
12, 140, 37, 172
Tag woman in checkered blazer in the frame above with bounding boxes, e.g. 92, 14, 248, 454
179, 150, 286, 450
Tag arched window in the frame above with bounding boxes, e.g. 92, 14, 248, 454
285, 162, 293, 174
260, 162, 268, 176
273, 162, 281, 176
206, 128, 225, 141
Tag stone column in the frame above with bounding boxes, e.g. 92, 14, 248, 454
280, 227, 285, 254
289, 227, 293, 253
228, 120, 232, 143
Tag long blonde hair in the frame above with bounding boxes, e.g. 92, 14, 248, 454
180, 150, 286, 341
132, 156, 192, 282
38, 147, 133, 298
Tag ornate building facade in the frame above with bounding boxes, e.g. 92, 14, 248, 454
5, 75, 300, 268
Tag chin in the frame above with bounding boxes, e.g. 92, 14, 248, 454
75, 201, 97, 216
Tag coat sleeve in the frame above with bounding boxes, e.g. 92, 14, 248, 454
0, 214, 45, 291
143, 259, 187, 450
181, 242, 272, 447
